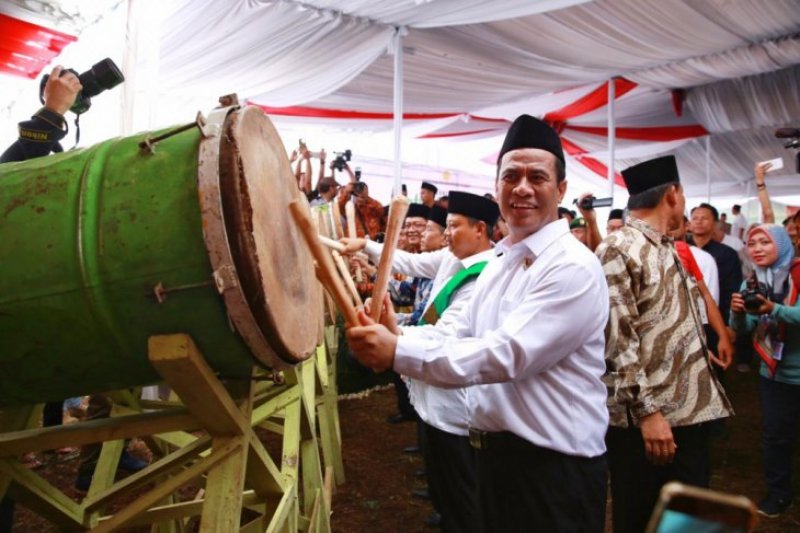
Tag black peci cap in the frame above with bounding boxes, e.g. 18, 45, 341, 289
621, 155, 680, 196
608, 208, 624, 221
497, 114, 565, 166
406, 203, 431, 219
421, 181, 438, 194
448, 191, 500, 226
427, 205, 448, 228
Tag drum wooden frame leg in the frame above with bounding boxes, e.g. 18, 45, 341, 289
0, 331, 339, 532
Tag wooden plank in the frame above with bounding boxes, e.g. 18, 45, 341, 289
246, 434, 287, 496
200, 436, 248, 533
0, 408, 197, 457
83, 435, 213, 512
108, 490, 260, 528
148, 334, 247, 436
85, 439, 126, 527
1, 458, 84, 529
250, 387, 302, 427
265, 484, 297, 533
93, 438, 241, 533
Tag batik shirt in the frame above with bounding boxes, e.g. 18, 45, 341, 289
596, 217, 733, 428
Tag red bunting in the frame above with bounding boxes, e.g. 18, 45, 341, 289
544, 78, 638, 122
0, 13, 76, 79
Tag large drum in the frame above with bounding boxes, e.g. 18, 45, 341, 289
0, 105, 322, 407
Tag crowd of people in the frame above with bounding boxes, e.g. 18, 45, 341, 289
303, 115, 800, 532
4, 64, 799, 533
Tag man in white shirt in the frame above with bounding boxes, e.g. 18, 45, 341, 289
346, 115, 609, 532
345, 191, 499, 532
731, 204, 748, 242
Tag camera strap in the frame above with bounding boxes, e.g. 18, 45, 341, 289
18, 107, 68, 145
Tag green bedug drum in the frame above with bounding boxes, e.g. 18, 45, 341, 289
0, 106, 323, 407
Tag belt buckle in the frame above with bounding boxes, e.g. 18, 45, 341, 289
469, 429, 488, 450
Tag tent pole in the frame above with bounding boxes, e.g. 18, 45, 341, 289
607, 78, 616, 200
392, 27, 405, 197
705, 136, 711, 202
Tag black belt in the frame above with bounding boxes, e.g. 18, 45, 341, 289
468, 429, 539, 452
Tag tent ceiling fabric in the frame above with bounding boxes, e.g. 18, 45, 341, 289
2, 0, 798, 200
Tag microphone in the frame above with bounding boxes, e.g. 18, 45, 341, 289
775, 128, 800, 138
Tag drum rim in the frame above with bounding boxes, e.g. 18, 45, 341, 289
196, 105, 289, 369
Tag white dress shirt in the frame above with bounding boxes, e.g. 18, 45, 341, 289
394, 219, 609, 458
364, 241, 494, 435
731, 213, 748, 242
722, 233, 744, 252
690, 245, 719, 304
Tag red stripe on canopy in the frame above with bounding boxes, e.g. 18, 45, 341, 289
248, 103, 458, 121
418, 127, 506, 139
564, 124, 708, 141
0, 14, 76, 79
561, 137, 626, 187
544, 78, 637, 122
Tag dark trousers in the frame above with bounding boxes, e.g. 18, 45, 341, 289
607, 422, 711, 533
760, 377, 800, 502
42, 401, 63, 427
392, 372, 416, 419
476, 434, 607, 532
735, 331, 754, 366
423, 424, 480, 533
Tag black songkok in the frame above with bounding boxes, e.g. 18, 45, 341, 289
497, 114, 565, 166
427, 205, 448, 228
621, 155, 680, 196
421, 181, 438, 194
448, 191, 500, 226
406, 203, 430, 220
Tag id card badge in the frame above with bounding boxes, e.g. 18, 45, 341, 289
773, 341, 784, 361
697, 296, 709, 324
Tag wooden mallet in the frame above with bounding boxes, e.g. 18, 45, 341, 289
289, 200, 359, 327
370, 195, 410, 321
345, 202, 363, 283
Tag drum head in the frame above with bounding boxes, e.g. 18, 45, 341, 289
218, 107, 323, 362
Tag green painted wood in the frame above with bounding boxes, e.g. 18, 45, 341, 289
0, 127, 256, 406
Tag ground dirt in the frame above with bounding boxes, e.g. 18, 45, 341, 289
10, 364, 800, 532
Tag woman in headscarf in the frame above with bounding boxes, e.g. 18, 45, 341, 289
730, 224, 799, 518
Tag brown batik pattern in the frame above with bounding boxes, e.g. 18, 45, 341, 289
596, 217, 732, 428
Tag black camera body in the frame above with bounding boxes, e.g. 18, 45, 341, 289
39, 58, 124, 115
574, 196, 613, 210
332, 149, 352, 171
741, 279, 769, 313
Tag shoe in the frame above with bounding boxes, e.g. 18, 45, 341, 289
412, 488, 430, 500
757, 496, 791, 518
424, 512, 442, 528
386, 413, 414, 424
736, 363, 751, 373
403, 445, 421, 454
118, 452, 148, 472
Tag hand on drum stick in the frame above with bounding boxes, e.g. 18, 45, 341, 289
345, 309, 398, 373
289, 200, 359, 327
364, 294, 400, 335
369, 195, 410, 322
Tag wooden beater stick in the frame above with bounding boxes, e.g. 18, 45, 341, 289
332, 250, 362, 307
369, 195, 410, 321
289, 200, 359, 327
345, 202, 363, 283
318, 235, 369, 261
331, 198, 345, 239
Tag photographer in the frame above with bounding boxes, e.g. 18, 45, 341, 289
1, 66, 81, 163
730, 224, 800, 518
575, 192, 604, 251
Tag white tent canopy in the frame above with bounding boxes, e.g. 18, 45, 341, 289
1, 0, 799, 206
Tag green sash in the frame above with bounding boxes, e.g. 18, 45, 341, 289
418, 261, 488, 326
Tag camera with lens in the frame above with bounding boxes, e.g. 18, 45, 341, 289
775, 127, 800, 173
573, 196, 613, 210
332, 149, 352, 172
741, 275, 769, 313
39, 58, 125, 115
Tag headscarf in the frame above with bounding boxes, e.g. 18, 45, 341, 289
747, 224, 794, 297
